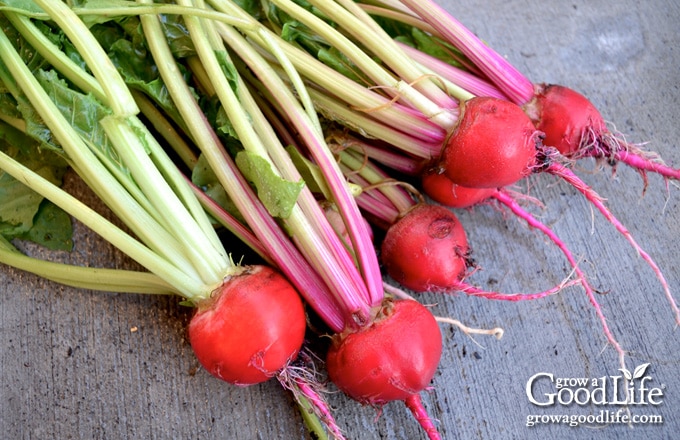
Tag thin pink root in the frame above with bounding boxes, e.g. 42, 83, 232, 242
404, 393, 441, 440
491, 189, 626, 369
547, 162, 680, 326
455, 278, 580, 301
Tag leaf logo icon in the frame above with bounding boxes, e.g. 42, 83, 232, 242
619, 368, 632, 381
619, 363, 650, 385
633, 363, 651, 380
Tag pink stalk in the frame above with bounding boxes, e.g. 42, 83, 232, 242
302, 70, 449, 143
596, 135, 680, 188
293, 378, 346, 440
397, 42, 509, 101
238, 74, 383, 312
199, 149, 348, 331
346, 139, 425, 176
198, 17, 379, 321
616, 149, 680, 184
358, 1, 485, 77
222, 31, 384, 309
338, 147, 416, 212
306, 88, 445, 158
188, 177, 350, 329
277, 350, 347, 440
140, 10, 357, 331
340, 164, 401, 229
187, 178, 272, 264
404, 394, 440, 440
294, 122, 385, 306
547, 161, 680, 325
395, 0, 535, 105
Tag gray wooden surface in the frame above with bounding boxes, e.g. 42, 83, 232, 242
1, 0, 679, 439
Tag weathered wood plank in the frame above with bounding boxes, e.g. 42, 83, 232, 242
1, 1, 678, 439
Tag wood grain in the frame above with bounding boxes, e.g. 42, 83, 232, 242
1, 1, 678, 438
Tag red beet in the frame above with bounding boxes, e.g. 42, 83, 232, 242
529, 84, 607, 156
381, 204, 469, 292
422, 168, 496, 208
326, 299, 442, 405
441, 97, 542, 188
188, 265, 307, 386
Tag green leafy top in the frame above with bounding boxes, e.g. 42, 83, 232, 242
0, 121, 72, 250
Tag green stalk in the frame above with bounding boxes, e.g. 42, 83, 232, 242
0, 28, 203, 283
265, 0, 455, 129
206, 0, 449, 139
306, 87, 442, 158
33, 0, 138, 117
309, 0, 455, 109
339, 148, 414, 214
0, 237, 176, 295
99, 116, 229, 283
18, 3, 231, 284
357, 3, 439, 36
132, 91, 199, 170
0, 149, 204, 299
174, 0, 374, 318
3, 10, 106, 102
257, 26, 324, 137
3, 12, 183, 233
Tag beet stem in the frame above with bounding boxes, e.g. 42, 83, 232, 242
614, 149, 680, 182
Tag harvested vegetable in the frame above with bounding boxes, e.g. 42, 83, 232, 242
394, 0, 680, 185
439, 96, 541, 189
0, 1, 678, 439
0, 0, 312, 386
0, 3, 342, 437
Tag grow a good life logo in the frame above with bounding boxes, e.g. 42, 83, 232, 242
525, 363, 665, 427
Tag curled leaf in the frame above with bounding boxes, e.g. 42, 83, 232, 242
236, 150, 304, 219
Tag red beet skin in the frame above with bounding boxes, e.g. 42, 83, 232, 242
381, 204, 469, 292
326, 299, 443, 405
422, 169, 496, 208
188, 265, 306, 386
442, 97, 542, 188
531, 83, 607, 155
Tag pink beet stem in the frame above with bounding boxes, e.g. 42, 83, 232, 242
580, 127, 680, 190
547, 162, 680, 326
396, 0, 535, 105
404, 393, 441, 440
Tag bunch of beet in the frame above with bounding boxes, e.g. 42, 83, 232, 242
1, 1, 678, 440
